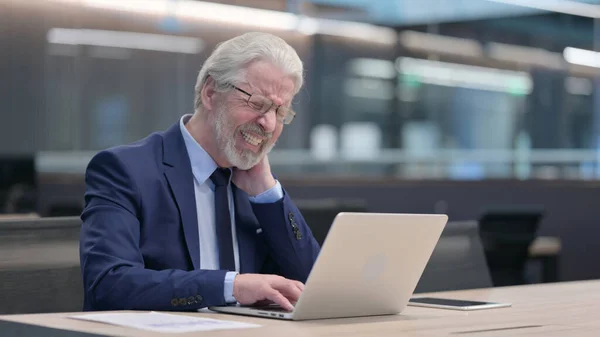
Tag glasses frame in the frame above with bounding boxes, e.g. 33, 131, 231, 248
229, 84, 296, 125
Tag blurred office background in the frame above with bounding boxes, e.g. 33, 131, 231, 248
1, 0, 600, 313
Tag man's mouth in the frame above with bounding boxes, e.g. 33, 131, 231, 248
240, 130, 264, 147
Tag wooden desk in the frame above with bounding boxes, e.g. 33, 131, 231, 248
1, 280, 599, 337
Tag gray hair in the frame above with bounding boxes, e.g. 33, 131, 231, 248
194, 32, 304, 111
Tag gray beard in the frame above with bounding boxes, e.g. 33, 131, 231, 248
214, 105, 275, 170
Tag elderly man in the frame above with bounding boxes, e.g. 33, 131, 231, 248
80, 32, 320, 312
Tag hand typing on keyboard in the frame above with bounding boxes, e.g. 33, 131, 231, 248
233, 274, 304, 311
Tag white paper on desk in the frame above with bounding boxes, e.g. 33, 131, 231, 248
69, 311, 261, 333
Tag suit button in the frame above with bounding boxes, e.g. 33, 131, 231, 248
288, 212, 295, 221
196, 295, 203, 302
179, 298, 187, 306
171, 298, 179, 307
290, 222, 302, 240
187, 296, 196, 305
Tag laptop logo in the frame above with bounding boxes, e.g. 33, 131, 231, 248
363, 253, 388, 281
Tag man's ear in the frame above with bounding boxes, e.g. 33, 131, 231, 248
201, 76, 217, 111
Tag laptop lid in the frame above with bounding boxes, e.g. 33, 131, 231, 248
291, 212, 447, 320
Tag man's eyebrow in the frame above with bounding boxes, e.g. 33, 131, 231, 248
247, 82, 293, 105
250, 84, 269, 97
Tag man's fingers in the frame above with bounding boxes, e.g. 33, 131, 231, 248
272, 280, 302, 303
294, 281, 305, 292
265, 289, 294, 311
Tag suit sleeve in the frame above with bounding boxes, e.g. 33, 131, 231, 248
80, 150, 227, 311
250, 189, 320, 283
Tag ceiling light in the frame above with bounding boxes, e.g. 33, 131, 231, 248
564, 47, 600, 69
47, 28, 203, 54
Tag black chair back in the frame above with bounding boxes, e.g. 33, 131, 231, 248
415, 220, 492, 293
478, 207, 543, 286
295, 198, 367, 246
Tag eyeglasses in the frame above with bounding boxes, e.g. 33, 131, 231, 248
229, 84, 296, 125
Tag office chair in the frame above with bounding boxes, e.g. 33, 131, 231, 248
294, 198, 367, 246
414, 220, 492, 293
478, 207, 543, 286
0, 156, 37, 214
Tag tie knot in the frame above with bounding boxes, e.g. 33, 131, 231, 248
210, 168, 231, 187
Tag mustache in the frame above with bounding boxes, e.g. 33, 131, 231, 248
240, 123, 272, 139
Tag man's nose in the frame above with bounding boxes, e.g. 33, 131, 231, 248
257, 107, 277, 133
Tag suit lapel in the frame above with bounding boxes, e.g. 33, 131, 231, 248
162, 122, 201, 270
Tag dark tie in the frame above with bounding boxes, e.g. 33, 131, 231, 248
210, 168, 236, 271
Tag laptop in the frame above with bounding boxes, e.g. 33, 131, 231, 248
209, 212, 448, 320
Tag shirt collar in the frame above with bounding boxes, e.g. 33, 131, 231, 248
179, 114, 227, 186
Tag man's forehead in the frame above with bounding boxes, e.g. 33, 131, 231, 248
244, 62, 295, 101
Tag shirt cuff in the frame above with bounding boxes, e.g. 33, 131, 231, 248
224, 271, 238, 303
248, 180, 284, 203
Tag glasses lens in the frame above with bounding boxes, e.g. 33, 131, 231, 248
279, 107, 295, 124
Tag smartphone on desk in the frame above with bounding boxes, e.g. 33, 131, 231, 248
408, 297, 512, 311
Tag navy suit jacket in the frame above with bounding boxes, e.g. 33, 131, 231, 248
79, 121, 320, 311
